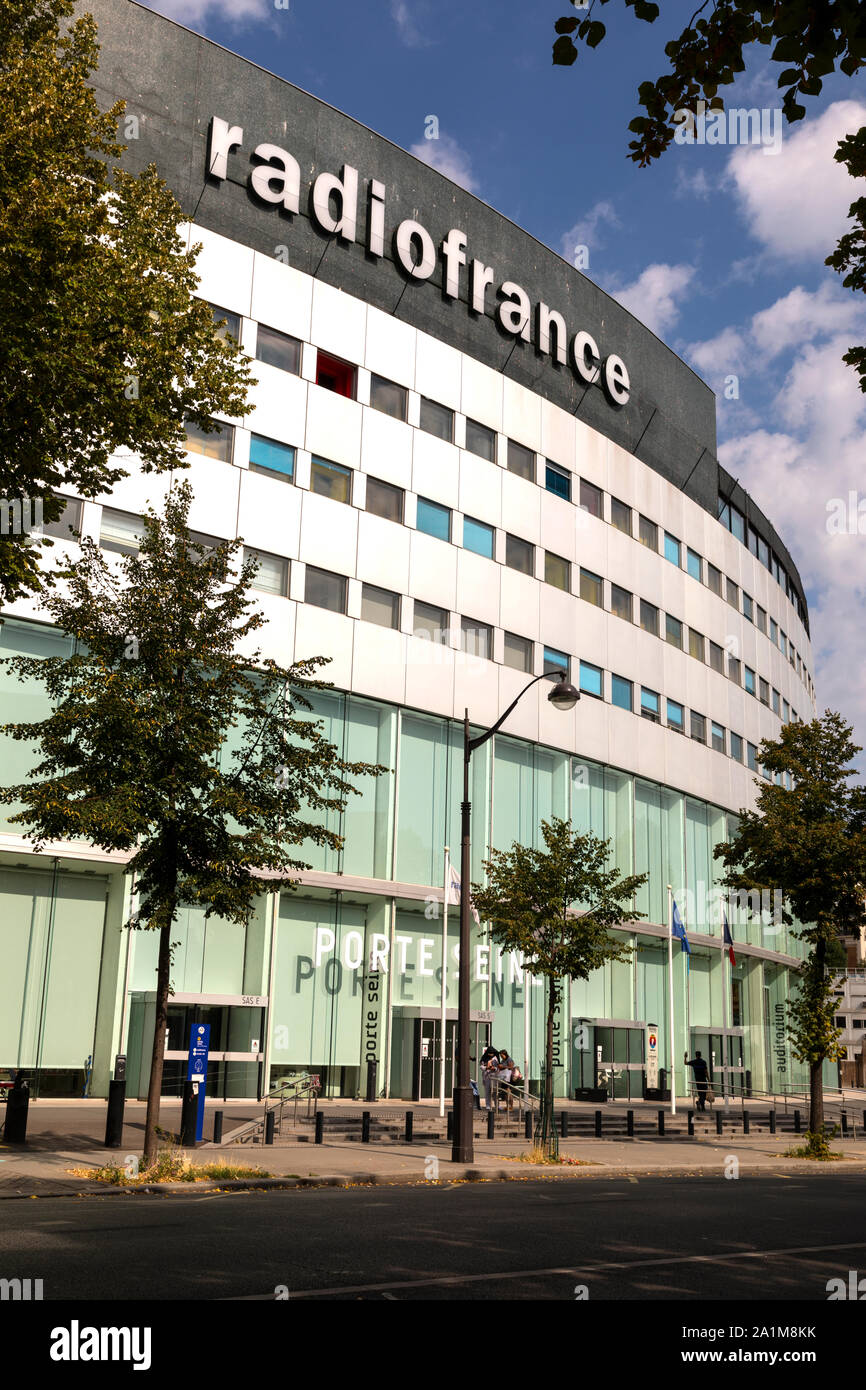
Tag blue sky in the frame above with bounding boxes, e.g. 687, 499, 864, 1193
140, 0, 866, 770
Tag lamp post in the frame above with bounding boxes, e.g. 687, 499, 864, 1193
451, 670, 579, 1163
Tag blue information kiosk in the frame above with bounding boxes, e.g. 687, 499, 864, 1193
186, 1024, 210, 1143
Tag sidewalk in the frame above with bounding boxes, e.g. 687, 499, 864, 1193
2, 1131, 866, 1199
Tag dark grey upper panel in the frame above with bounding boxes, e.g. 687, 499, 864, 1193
84, 0, 808, 626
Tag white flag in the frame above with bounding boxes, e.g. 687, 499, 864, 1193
449, 863, 480, 923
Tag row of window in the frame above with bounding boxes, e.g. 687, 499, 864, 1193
207, 301, 809, 657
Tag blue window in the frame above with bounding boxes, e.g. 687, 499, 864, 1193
579, 661, 603, 698
641, 688, 660, 722
545, 462, 571, 501
730, 507, 745, 544
611, 675, 633, 711
686, 548, 702, 581
543, 647, 569, 681
744, 666, 756, 696
718, 496, 731, 528
416, 496, 451, 542
249, 434, 295, 480
666, 699, 684, 732
462, 516, 494, 559
664, 532, 681, 566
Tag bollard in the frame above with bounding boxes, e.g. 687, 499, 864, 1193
264, 1109, 275, 1145
716, 1108, 723, 1136
404, 1110, 413, 1144
658, 1109, 664, 1136
361, 1110, 371, 1143
4, 1076, 30, 1144
841, 1109, 848, 1136
559, 1111, 567, 1140
447, 1110, 453, 1141
365, 1059, 377, 1104
213, 1110, 224, 1145
769, 1110, 776, 1135
794, 1109, 801, 1134
743, 1110, 750, 1135
594, 1110, 602, 1138
487, 1108, 495, 1139
315, 1111, 324, 1144
687, 1111, 694, 1136
104, 1077, 127, 1149
627, 1109, 634, 1137
525, 1111, 532, 1140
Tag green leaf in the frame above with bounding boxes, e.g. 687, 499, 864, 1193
552, 35, 578, 65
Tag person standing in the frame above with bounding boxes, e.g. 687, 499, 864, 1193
480, 1043, 500, 1110
685, 1051, 710, 1111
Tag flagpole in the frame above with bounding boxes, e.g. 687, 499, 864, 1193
720, 906, 728, 1109
440, 847, 449, 1119
523, 953, 530, 1106
667, 884, 676, 1116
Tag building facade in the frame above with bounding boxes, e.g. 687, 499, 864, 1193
0, 0, 821, 1103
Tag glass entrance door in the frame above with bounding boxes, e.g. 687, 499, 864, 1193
415, 1019, 487, 1100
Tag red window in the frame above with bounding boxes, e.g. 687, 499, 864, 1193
316, 351, 355, 398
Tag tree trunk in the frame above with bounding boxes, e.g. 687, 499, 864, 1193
142, 920, 172, 1167
544, 977, 557, 1137
809, 935, 827, 1139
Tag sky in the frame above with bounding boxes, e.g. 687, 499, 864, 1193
138, 0, 866, 775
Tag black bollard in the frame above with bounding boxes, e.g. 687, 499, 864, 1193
658, 1109, 665, 1136
104, 1078, 126, 1149
560, 1111, 568, 1140
487, 1108, 495, 1139
769, 1110, 776, 1135
447, 1110, 453, 1141
687, 1111, 694, 1136
524, 1111, 532, 1140
315, 1111, 324, 1144
361, 1110, 371, 1143
626, 1109, 634, 1137
743, 1110, 750, 1135
841, 1109, 848, 1136
594, 1110, 602, 1138
365, 1060, 377, 1103
213, 1110, 224, 1145
179, 1080, 199, 1147
4, 1076, 30, 1144
794, 1109, 801, 1134
264, 1110, 275, 1146
716, 1108, 723, 1136
404, 1110, 413, 1144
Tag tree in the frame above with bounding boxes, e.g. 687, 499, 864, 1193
0, 0, 253, 603
714, 711, 866, 1150
0, 483, 385, 1164
550, 2, 866, 388
472, 817, 646, 1156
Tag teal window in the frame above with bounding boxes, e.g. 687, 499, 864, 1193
686, 548, 702, 581
249, 434, 295, 480
543, 646, 569, 681
718, 496, 731, 528
664, 532, 680, 566
463, 516, 494, 558
612, 675, 632, 711
666, 699, 684, 732
730, 506, 745, 543
640, 688, 660, 722
416, 496, 451, 542
545, 462, 571, 500
579, 661, 603, 699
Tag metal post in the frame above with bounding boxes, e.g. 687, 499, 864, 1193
315, 1111, 324, 1144
361, 1111, 371, 1143
447, 1109, 453, 1142
104, 1077, 126, 1149
841, 1109, 848, 1136
626, 1109, 634, 1137
404, 1110, 413, 1144
524, 1111, 532, 1140
687, 1111, 694, 1136
365, 1059, 377, 1104
560, 1111, 568, 1140
769, 1110, 776, 1135
4, 1076, 30, 1144
715, 1108, 723, 1136
264, 1110, 275, 1145
743, 1110, 750, 1135
213, 1110, 224, 1144
595, 1109, 602, 1138
452, 712, 474, 1164
794, 1109, 801, 1133
486, 1108, 495, 1139
658, 1109, 665, 1136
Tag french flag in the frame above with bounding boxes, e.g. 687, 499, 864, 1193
723, 912, 736, 966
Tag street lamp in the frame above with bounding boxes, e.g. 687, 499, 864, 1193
451, 670, 579, 1163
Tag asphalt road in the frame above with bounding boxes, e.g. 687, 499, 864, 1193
2, 1171, 865, 1303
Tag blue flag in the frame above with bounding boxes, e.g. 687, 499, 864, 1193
671, 898, 690, 954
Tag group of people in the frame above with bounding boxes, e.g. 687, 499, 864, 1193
478, 1043, 523, 1112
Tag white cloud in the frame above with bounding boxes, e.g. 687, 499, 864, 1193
608, 263, 695, 337
142, 0, 272, 22
409, 133, 479, 194
560, 200, 621, 260
727, 99, 866, 262
674, 165, 712, 201
685, 326, 746, 379
390, 1, 430, 48
751, 283, 864, 361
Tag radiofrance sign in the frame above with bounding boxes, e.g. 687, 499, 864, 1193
207, 117, 631, 409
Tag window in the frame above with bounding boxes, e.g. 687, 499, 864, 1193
362, 583, 400, 630
756, 605, 767, 634
638, 514, 657, 550
366, 476, 404, 523
249, 434, 295, 481
666, 699, 684, 732
579, 480, 603, 518
579, 661, 603, 698
664, 532, 681, 567
419, 397, 454, 442
505, 534, 534, 574
184, 416, 234, 462
640, 688, 660, 723
730, 732, 743, 763
545, 461, 571, 501
311, 456, 352, 503
711, 722, 726, 753
255, 323, 301, 374
770, 618, 779, 645
416, 496, 451, 542
782, 699, 790, 721
706, 563, 722, 597
545, 552, 571, 591
780, 630, 787, 656
370, 374, 408, 421
461, 618, 492, 659
718, 496, 730, 529
462, 516, 494, 559
100, 507, 144, 556
465, 418, 496, 461
305, 566, 346, 613
759, 678, 770, 706
244, 547, 288, 596
610, 584, 632, 622
612, 675, 633, 711
728, 656, 741, 684
413, 600, 449, 643
543, 647, 570, 682
611, 497, 631, 535
730, 506, 745, 544
747, 742, 758, 772
207, 302, 240, 342
665, 614, 683, 649
504, 632, 533, 673
507, 439, 534, 480
43, 496, 82, 541
686, 548, 702, 581
743, 593, 753, 621
747, 526, 759, 558
744, 666, 756, 696
690, 711, 706, 743
316, 351, 355, 397
758, 535, 770, 569
708, 639, 724, 673
639, 599, 659, 636
726, 577, 739, 608
580, 568, 603, 606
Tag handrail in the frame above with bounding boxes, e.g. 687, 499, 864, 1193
218, 1073, 320, 1145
